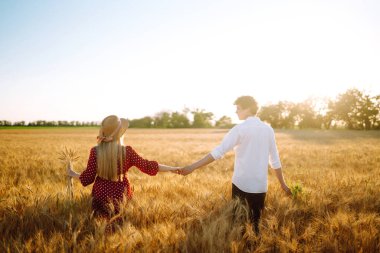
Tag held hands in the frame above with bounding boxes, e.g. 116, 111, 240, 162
179, 165, 196, 176
172, 154, 213, 176
170, 165, 196, 176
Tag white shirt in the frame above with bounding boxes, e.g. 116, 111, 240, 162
210, 116, 281, 193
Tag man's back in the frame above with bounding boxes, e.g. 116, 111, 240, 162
211, 116, 281, 193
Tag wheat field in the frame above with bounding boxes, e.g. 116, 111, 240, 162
0, 128, 379, 252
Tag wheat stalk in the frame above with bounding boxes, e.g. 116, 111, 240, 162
58, 146, 79, 199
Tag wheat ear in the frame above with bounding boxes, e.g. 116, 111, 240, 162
58, 146, 79, 199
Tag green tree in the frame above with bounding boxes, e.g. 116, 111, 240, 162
280, 101, 297, 128
357, 94, 379, 130
191, 109, 214, 128
328, 88, 379, 130
329, 89, 362, 129
170, 112, 190, 128
215, 116, 234, 128
0, 120, 12, 126
258, 104, 283, 128
58, 121, 69, 126
259, 102, 295, 128
129, 117, 154, 128
290, 100, 323, 129
154, 112, 171, 128
13, 121, 25, 126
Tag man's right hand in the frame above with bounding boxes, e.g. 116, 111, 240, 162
281, 183, 292, 196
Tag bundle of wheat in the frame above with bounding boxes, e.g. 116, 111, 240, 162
58, 146, 79, 199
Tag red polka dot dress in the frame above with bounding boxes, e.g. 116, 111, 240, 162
79, 146, 158, 218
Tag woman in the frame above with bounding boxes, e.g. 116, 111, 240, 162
67, 115, 179, 219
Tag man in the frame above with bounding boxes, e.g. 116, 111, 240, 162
179, 96, 291, 234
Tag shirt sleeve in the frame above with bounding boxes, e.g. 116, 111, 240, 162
127, 146, 159, 176
79, 147, 97, 186
269, 129, 282, 169
210, 127, 240, 160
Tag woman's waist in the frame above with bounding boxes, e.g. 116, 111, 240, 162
95, 176, 129, 185
92, 177, 133, 199
95, 176, 129, 183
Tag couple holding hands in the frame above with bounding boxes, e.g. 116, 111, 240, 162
67, 96, 291, 234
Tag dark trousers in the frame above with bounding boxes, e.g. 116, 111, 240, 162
232, 183, 266, 234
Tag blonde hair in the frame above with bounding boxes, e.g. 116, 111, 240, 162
96, 139, 125, 181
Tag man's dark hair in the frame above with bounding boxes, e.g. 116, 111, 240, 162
234, 96, 258, 115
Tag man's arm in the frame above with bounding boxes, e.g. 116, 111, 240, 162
180, 127, 239, 176
179, 154, 215, 175
273, 167, 291, 195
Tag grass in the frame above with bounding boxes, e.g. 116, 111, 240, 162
0, 128, 379, 252
290, 182, 303, 199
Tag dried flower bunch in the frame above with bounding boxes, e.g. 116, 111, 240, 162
58, 146, 80, 164
58, 146, 79, 199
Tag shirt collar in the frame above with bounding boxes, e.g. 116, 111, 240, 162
246, 116, 258, 121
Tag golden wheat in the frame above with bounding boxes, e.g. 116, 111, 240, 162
58, 146, 80, 199
0, 128, 379, 252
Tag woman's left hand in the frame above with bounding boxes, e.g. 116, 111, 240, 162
66, 162, 80, 178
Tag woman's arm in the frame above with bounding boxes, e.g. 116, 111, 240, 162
79, 148, 98, 185
66, 147, 97, 185
128, 146, 166, 175
67, 165, 81, 179
158, 164, 181, 172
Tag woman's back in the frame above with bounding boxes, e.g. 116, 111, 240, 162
79, 145, 159, 217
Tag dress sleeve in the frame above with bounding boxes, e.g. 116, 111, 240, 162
127, 146, 159, 176
79, 147, 97, 186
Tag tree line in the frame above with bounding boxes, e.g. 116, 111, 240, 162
259, 88, 379, 130
1, 88, 379, 130
127, 108, 234, 129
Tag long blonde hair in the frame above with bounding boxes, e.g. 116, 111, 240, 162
96, 139, 125, 181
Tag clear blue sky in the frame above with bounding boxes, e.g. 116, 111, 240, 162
1, 0, 379, 122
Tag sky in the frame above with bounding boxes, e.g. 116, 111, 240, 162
1, 0, 379, 123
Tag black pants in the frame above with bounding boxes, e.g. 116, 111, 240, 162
232, 183, 266, 234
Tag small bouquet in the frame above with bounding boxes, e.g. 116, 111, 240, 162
290, 182, 303, 199
58, 146, 79, 199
